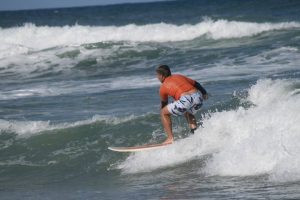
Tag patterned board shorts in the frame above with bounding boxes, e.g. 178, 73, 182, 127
167, 92, 203, 116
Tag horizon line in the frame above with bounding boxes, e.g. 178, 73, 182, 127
0, 0, 174, 12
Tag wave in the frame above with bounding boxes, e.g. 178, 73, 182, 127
0, 75, 159, 100
117, 79, 300, 182
2, 79, 300, 183
0, 112, 163, 173
1, 19, 300, 58
2, 45, 299, 101
0, 114, 137, 136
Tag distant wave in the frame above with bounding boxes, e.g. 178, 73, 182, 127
0, 76, 159, 100
1, 19, 300, 58
1, 46, 299, 101
0, 114, 137, 136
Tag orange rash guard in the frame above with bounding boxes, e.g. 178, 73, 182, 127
159, 74, 196, 101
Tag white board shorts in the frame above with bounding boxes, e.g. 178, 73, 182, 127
167, 92, 203, 116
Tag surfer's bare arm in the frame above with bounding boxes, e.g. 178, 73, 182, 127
161, 100, 168, 109
160, 105, 174, 144
159, 94, 173, 144
194, 81, 208, 100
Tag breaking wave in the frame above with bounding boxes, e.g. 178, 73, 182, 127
118, 79, 300, 182
1, 19, 300, 58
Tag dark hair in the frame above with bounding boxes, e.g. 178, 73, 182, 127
156, 65, 171, 77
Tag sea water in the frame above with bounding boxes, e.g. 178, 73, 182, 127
1, 0, 300, 199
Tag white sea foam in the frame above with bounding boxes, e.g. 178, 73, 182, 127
0, 114, 137, 136
117, 79, 300, 182
1, 19, 300, 58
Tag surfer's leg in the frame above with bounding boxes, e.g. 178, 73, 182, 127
184, 112, 197, 132
161, 106, 174, 144
185, 92, 204, 133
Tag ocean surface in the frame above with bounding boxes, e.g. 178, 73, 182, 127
1, 0, 300, 199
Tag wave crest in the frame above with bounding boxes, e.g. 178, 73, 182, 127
1, 19, 300, 58
0, 114, 137, 136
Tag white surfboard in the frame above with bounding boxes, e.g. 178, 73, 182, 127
108, 143, 170, 152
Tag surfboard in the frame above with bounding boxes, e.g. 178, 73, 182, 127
108, 143, 170, 152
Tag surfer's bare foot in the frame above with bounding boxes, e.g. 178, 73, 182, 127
163, 138, 173, 145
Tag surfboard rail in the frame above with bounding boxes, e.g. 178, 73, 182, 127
108, 143, 170, 152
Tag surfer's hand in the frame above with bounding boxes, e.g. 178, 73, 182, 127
203, 94, 208, 100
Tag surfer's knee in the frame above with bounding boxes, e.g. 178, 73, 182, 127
161, 106, 170, 116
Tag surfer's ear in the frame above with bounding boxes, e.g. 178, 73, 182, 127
156, 73, 164, 83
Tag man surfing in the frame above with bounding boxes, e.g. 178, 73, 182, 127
156, 65, 208, 145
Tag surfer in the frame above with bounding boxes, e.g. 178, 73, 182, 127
156, 65, 208, 144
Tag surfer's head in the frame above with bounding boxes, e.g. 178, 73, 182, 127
156, 65, 171, 83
